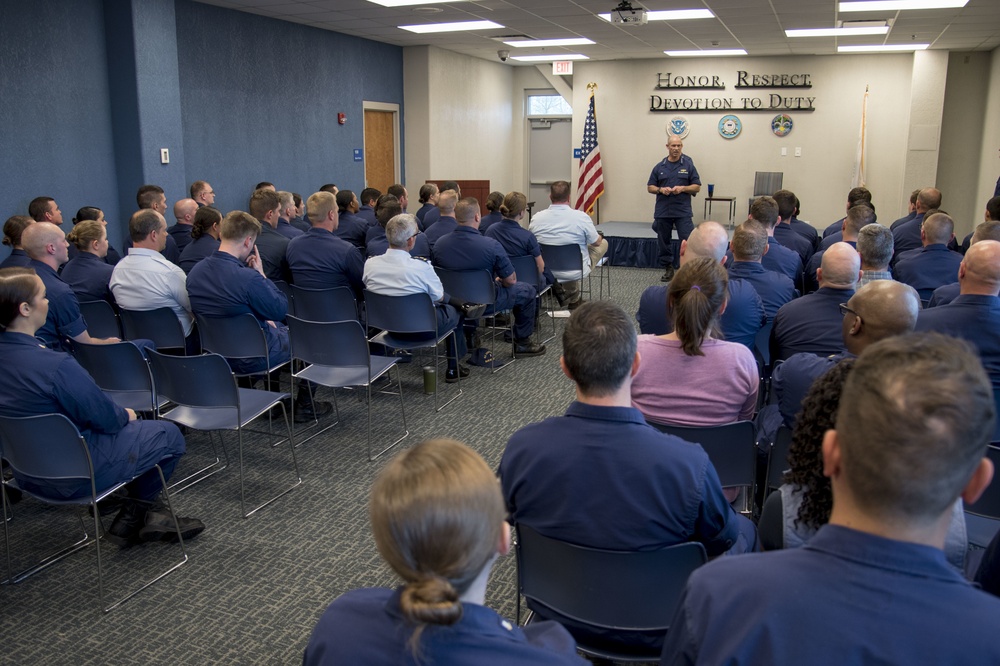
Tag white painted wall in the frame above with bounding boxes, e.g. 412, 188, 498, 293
976, 46, 1000, 213
565, 54, 916, 228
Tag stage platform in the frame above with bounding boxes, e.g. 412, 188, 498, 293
598, 220, 667, 269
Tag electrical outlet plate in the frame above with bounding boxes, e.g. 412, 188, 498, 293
794, 147, 802, 157
160, 148, 170, 164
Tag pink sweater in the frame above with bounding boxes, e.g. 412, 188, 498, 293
630, 335, 759, 426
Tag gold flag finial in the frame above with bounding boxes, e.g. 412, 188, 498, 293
587, 82, 598, 94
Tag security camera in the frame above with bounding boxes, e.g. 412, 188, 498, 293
498, 49, 510, 62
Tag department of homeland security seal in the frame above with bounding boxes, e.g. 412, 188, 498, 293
667, 116, 690, 140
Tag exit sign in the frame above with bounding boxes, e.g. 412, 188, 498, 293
553, 60, 574, 76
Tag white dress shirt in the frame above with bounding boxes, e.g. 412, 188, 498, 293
110, 247, 195, 335
363, 248, 443, 302
529, 203, 598, 281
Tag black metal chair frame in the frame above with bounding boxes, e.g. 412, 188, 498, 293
119, 306, 188, 353
78, 299, 122, 339
434, 267, 515, 374
0, 413, 188, 612
539, 241, 609, 305
72, 340, 168, 416
764, 424, 793, 499
515, 523, 706, 663
509, 255, 556, 345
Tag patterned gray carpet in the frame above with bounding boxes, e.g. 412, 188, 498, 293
1, 266, 663, 665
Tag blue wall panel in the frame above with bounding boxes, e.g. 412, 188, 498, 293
174, 0, 405, 215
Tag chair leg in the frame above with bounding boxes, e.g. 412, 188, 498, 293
433, 333, 463, 412
167, 429, 229, 493
240, 404, 302, 519
367, 365, 409, 461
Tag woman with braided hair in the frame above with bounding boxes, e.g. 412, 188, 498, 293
303, 438, 585, 665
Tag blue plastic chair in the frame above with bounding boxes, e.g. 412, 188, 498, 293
0, 413, 187, 612
289, 285, 358, 323
78, 299, 122, 339
434, 267, 514, 373
72, 341, 168, 415
119, 306, 188, 353
364, 290, 462, 412
147, 350, 300, 519
509, 255, 555, 345
288, 316, 406, 459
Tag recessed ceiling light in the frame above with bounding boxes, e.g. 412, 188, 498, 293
510, 54, 590, 62
503, 38, 595, 48
664, 49, 747, 57
838, 43, 930, 51
399, 20, 504, 34
598, 9, 714, 22
369, 0, 467, 6
786, 27, 890, 37
839, 0, 967, 11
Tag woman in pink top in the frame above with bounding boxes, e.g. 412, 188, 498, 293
631, 257, 759, 426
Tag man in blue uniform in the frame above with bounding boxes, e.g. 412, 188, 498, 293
501, 301, 756, 653
168, 198, 197, 252
893, 212, 963, 300
122, 185, 181, 264
662, 331, 1000, 665
423, 190, 459, 251
366, 196, 431, 259
286, 191, 364, 297
190, 180, 216, 208
856, 223, 894, 287
929, 218, 1000, 307
637, 221, 765, 349
647, 136, 701, 281
247, 187, 292, 283
22, 222, 120, 351
890, 188, 921, 230
805, 204, 872, 293
821, 186, 872, 240
892, 187, 941, 262
745, 196, 803, 284
771, 190, 813, 266
275, 191, 304, 240
788, 196, 819, 250
186, 211, 331, 422
771, 242, 859, 362
356, 188, 380, 227
726, 222, 797, 322
432, 198, 545, 357
364, 214, 469, 382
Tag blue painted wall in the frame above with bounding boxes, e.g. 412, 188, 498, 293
174, 0, 405, 214
0, 0, 122, 256
0, 0, 405, 261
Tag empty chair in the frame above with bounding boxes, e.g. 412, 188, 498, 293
0, 413, 187, 612
78, 299, 121, 339
71, 340, 167, 415
147, 350, 300, 519
509, 255, 555, 345
289, 284, 358, 323
649, 421, 758, 513
288, 316, 406, 459
434, 267, 514, 372
119, 306, 188, 353
364, 290, 461, 412
749, 171, 783, 212
195, 312, 288, 378
516, 523, 706, 662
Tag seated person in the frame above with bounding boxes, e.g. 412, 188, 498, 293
631, 257, 759, 427
178, 206, 222, 275
68, 206, 122, 266
484, 191, 553, 290
479, 190, 504, 235
186, 211, 331, 422
61, 220, 115, 304
303, 438, 585, 665
501, 301, 757, 654
366, 194, 430, 259
661, 332, 1000, 664
0, 267, 204, 545
1, 215, 34, 268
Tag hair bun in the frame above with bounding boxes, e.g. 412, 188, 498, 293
399, 575, 463, 626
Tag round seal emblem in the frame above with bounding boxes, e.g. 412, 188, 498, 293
666, 116, 690, 140
771, 114, 793, 137
718, 114, 741, 139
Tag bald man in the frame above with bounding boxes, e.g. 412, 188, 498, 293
916, 240, 1000, 433
771, 242, 860, 361
892, 187, 942, 259
893, 212, 963, 300
804, 204, 874, 293
636, 221, 766, 348
772, 280, 920, 431
168, 198, 199, 252
929, 220, 1000, 307
22, 222, 120, 350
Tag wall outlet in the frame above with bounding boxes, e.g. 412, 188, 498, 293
160, 148, 170, 164
794, 147, 802, 157
781, 147, 787, 156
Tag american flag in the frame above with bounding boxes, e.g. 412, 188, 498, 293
575, 92, 604, 214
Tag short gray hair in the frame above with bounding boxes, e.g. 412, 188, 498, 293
386, 214, 418, 249
857, 224, 893, 270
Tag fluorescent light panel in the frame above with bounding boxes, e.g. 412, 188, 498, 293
399, 20, 503, 34
665, 49, 747, 57
511, 54, 590, 61
368, 0, 468, 6
839, 0, 967, 11
838, 43, 930, 51
786, 26, 890, 37
598, 9, 714, 21
504, 38, 595, 48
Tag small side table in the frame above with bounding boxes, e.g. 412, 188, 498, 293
704, 196, 737, 229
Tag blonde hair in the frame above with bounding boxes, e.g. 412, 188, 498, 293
370, 439, 505, 650
65, 220, 105, 252
499, 191, 527, 219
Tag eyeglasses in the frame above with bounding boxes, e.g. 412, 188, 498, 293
839, 303, 860, 318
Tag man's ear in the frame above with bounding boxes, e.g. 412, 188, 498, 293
559, 356, 574, 381
497, 522, 511, 556
962, 457, 995, 506
631, 351, 641, 378
822, 429, 842, 479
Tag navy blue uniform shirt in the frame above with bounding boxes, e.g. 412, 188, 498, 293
61, 251, 115, 303
286, 227, 364, 294
29, 259, 87, 350
637, 280, 765, 349
178, 234, 220, 274
771, 286, 853, 361
727, 261, 797, 321
648, 154, 701, 218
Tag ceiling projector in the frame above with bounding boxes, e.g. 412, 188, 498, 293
611, 2, 648, 25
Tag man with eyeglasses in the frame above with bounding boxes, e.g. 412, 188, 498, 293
190, 180, 216, 208
770, 280, 920, 433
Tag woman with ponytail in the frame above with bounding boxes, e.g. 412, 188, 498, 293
303, 439, 585, 665
62, 220, 115, 303
631, 257, 758, 426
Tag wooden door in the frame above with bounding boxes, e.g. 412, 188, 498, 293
364, 109, 395, 191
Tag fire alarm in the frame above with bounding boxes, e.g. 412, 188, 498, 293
338, 113, 346, 125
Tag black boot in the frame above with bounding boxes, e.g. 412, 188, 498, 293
106, 501, 148, 547
294, 387, 333, 424
139, 502, 206, 543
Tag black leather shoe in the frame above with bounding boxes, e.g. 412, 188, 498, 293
294, 400, 334, 424
513, 341, 546, 357
106, 502, 148, 547
139, 507, 206, 543
660, 266, 675, 282
445, 365, 470, 383
551, 282, 568, 306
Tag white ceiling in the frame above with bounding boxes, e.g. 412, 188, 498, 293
194, 0, 1000, 63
